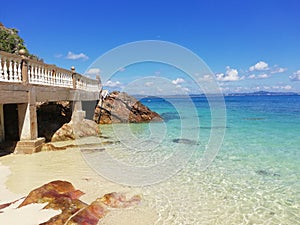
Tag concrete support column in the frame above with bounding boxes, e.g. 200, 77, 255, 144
72, 101, 86, 123
18, 87, 37, 140
17, 103, 38, 140
14, 87, 44, 154
0, 104, 4, 142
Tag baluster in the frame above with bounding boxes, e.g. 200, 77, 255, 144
44, 68, 48, 84
64, 74, 68, 87
53, 70, 56, 85
30, 64, 34, 83
35, 65, 38, 83
28, 64, 31, 82
0, 57, 3, 81
38, 66, 41, 83
55, 72, 59, 86
66, 74, 69, 87
41, 67, 45, 84
64, 75, 67, 87
42, 68, 46, 84
60, 73, 63, 86
17, 60, 22, 81
27, 64, 32, 83
3, 58, 8, 81
50, 69, 54, 85
37, 66, 41, 83
8, 59, 13, 81
35, 65, 39, 83
68, 75, 72, 87
31, 64, 36, 83
13, 60, 18, 82
48, 69, 51, 85
57, 72, 60, 86
49, 69, 52, 85
40, 66, 44, 84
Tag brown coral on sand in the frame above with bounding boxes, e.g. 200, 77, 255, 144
1, 180, 141, 225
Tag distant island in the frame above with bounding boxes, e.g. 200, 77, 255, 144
223, 91, 300, 96
133, 91, 300, 99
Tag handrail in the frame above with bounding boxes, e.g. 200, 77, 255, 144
0, 50, 101, 92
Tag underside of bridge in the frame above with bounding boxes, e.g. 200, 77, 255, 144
0, 82, 100, 155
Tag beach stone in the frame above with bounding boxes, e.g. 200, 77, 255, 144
94, 91, 163, 124
51, 119, 100, 142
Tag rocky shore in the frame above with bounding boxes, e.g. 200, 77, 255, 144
94, 91, 162, 124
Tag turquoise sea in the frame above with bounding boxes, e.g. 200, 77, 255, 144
85, 95, 300, 224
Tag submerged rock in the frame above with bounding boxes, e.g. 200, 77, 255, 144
94, 91, 162, 124
255, 169, 280, 177
172, 138, 199, 145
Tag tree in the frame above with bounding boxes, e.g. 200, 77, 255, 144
0, 22, 42, 61
0, 22, 29, 54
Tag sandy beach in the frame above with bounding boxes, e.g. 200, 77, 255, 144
0, 140, 157, 225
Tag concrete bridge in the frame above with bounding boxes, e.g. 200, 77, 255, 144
0, 50, 101, 154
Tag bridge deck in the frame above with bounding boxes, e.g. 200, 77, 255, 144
0, 82, 100, 104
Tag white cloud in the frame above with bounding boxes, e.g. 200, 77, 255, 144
248, 74, 256, 79
86, 68, 101, 75
247, 73, 270, 79
55, 54, 63, 58
289, 70, 300, 81
66, 51, 89, 60
216, 66, 240, 81
272, 85, 292, 90
104, 80, 122, 87
271, 67, 286, 74
283, 85, 292, 90
172, 78, 185, 85
249, 61, 269, 71
257, 73, 270, 79
145, 81, 153, 87
182, 87, 191, 93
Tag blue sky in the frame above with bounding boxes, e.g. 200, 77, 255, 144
1, 0, 300, 94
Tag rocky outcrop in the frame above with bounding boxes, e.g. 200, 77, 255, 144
94, 91, 162, 124
51, 119, 100, 142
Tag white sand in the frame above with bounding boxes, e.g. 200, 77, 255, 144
0, 163, 61, 225
0, 145, 157, 225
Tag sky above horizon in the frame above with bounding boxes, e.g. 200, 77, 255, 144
1, 0, 300, 94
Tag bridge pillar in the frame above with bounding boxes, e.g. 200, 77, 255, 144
0, 104, 4, 142
17, 103, 37, 140
14, 87, 45, 154
72, 101, 86, 123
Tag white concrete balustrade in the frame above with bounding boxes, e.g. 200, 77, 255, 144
0, 50, 101, 91
0, 53, 22, 82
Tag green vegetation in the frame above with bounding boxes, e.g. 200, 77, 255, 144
0, 22, 42, 61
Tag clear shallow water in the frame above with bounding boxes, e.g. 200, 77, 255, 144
89, 95, 300, 224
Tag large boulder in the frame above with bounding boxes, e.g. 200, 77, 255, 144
37, 101, 72, 141
93, 91, 162, 124
51, 119, 99, 142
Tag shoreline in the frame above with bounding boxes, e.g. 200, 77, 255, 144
0, 147, 157, 225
